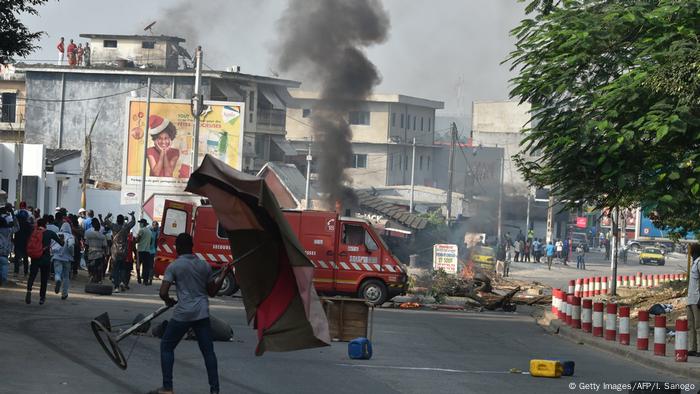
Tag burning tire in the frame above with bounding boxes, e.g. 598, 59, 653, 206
359, 279, 388, 306
217, 272, 239, 297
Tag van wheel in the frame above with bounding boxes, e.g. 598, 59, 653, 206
218, 272, 239, 297
359, 279, 388, 306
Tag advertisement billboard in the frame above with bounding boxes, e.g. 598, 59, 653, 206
121, 98, 244, 204
433, 244, 459, 274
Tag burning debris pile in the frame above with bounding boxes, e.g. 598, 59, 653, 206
276, 0, 389, 207
401, 267, 550, 312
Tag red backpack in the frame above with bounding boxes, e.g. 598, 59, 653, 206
27, 227, 47, 259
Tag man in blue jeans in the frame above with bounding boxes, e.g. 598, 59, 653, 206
150, 233, 232, 394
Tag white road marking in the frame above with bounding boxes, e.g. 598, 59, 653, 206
336, 364, 513, 374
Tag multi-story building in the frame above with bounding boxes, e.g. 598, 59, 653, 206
0, 64, 25, 143
17, 33, 300, 187
286, 91, 444, 188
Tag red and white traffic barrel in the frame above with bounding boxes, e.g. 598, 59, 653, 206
616, 275, 622, 289
642, 275, 648, 287
664, 274, 670, 283
618, 306, 630, 345
625, 275, 632, 288
654, 315, 666, 356
594, 277, 601, 295
568, 280, 575, 296
592, 302, 604, 337
574, 279, 582, 297
583, 278, 590, 297
581, 299, 593, 333
557, 291, 566, 320
636, 272, 642, 287
601, 276, 608, 295
565, 295, 573, 326
551, 289, 559, 314
571, 296, 581, 329
653, 275, 660, 287
675, 319, 688, 362
637, 310, 649, 350
605, 303, 617, 341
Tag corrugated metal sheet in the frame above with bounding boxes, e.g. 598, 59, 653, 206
356, 190, 428, 230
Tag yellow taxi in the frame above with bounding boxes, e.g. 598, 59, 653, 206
639, 247, 665, 266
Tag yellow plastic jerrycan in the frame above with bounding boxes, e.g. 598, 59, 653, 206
529, 359, 562, 378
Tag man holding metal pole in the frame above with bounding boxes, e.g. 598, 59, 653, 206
149, 233, 232, 394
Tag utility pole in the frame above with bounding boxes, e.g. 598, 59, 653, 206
409, 137, 416, 213
139, 77, 152, 221
497, 152, 504, 243
191, 46, 204, 170
304, 140, 312, 209
445, 123, 457, 225
546, 194, 554, 244
525, 187, 531, 233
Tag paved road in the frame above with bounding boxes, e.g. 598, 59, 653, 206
509, 249, 687, 290
0, 279, 695, 394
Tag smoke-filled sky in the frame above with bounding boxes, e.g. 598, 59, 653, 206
19, 0, 525, 115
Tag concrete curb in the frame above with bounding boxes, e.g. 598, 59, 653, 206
535, 310, 700, 381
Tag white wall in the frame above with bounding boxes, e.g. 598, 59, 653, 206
0, 143, 20, 203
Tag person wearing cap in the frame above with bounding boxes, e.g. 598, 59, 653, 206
135, 218, 153, 285
77, 207, 86, 227
146, 115, 180, 178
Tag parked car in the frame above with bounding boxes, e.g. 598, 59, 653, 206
639, 247, 666, 266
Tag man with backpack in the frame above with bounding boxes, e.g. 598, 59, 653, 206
104, 212, 135, 293
26, 218, 63, 304
52, 222, 75, 300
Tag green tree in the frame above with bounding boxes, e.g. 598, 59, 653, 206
0, 0, 51, 62
507, 0, 700, 237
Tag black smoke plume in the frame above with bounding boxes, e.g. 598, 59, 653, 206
276, 0, 390, 206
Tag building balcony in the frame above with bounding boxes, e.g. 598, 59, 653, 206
257, 108, 286, 131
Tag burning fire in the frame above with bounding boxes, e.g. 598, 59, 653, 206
461, 261, 475, 279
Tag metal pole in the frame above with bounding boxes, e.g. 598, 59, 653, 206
610, 206, 619, 296
546, 194, 554, 244
304, 140, 312, 210
446, 123, 456, 225
497, 152, 504, 242
525, 187, 531, 232
192, 46, 203, 170
139, 77, 152, 221
409, 137, 416, 213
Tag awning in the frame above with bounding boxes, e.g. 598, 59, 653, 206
271, 136, 299, 157
259, 86, 286, 110
215, 82, 246, 101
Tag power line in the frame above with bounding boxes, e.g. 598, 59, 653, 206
15, 86, 146, 103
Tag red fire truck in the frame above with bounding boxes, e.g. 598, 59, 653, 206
154, 200, 408, 305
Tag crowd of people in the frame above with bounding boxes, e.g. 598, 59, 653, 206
496, 230, 589, 276
57, 37, 90, 67
0, 201, 160, 304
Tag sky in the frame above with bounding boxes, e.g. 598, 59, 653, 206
20, 0, 526, 119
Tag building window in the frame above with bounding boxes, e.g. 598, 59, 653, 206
388, 154, 393, 170
400, 114, 404, 128
421, 117, 424, 131
349, 111, 370, 125
142, 41, 155, 49
0, 92, 17, 123
391, 112, 396, 127
427, 156, 431, 170
428, 118, 431, 132
302, 108, 312, 118
103, 40, 117, 48
398, 155, 402, 170
351, 154, 368, 168
413, 116, 416, 130
419, 155, 423, 170
404, 155, 408, 170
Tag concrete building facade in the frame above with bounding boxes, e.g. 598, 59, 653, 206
0, 64, 26, 143
286, 91, 444, 189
